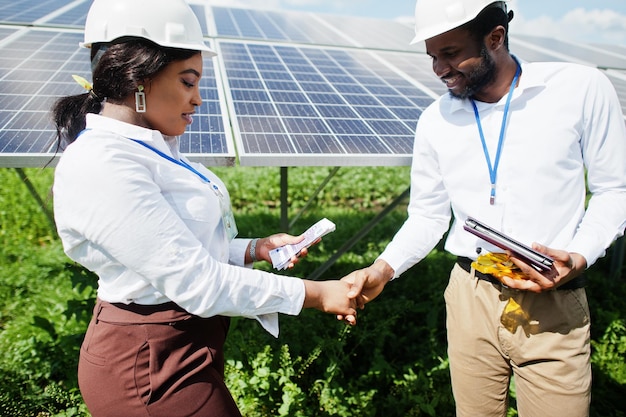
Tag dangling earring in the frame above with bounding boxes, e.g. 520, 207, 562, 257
135, 85, 146, 113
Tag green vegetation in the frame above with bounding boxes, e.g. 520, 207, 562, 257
1, 166, 624, 416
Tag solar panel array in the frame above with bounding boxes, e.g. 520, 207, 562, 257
220, 41, 440, 166
1, 0, 625, 168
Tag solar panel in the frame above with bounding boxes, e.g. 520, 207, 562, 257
0, 29, 85, 166
0, 0, 74, 25
45, 0, 90, 27
318, 13, 421, 52
219, 41, 437, 166
190, 4, 209, 37
509, 37, 569, 64
515, 34, 626, 70
211, 6, 421, 53
0, 25, 16, 36
596, 43, 626, 57
0, 26, 234, 167
212, 7, 351, 46
1, 0, 625, 169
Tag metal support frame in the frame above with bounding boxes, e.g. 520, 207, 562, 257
279, 166, 341, 232
280, 167, 289, 231
277, 166, 410, 279
14, 167, 57, 238
309, 186, 410, 280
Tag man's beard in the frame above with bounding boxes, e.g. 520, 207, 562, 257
449, 45, 496, 100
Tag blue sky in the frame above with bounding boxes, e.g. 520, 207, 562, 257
204, 0, 626, 46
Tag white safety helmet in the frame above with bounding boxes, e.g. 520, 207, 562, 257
81, 0, 216, 56
411, 0, 508, 44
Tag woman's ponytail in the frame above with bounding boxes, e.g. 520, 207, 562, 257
52, 90, 102, 148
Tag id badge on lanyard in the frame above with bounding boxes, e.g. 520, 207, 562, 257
216, 189, 238, 241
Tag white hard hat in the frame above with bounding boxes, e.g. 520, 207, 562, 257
411, 0, 508, 44
81, 0, 216, 56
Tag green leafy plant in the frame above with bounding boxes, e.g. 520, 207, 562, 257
1, 167, 625, 417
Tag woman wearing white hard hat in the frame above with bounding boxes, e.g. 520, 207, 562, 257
52, 0, 357, 415
341, 0, 626, 416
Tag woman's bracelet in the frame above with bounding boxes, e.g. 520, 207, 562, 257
249, 238, 259, 263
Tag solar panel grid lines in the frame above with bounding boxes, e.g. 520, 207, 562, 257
180, 49, 237, 166
213, 8, 268, 41
509, 35, 596, 67
250, 10, 304, 43
0, 30, 88, 159
221, 41, 340, 161
514, 34, 626, 70
210, 5, 423, 53
32, 0, 87, 27
599, 44, 626, 57
0, 25, 234, 166
218, 39, 433, 166
237, 42, 359, 159
189, 3, 209, 37
0, 25, 17, 41
209, 7, 241, 39
45, 0, 89, 27
508, 38, 568, 65
319, 13, 420, 53
0, 0, 74, 25
2, 0, 626, 169
321, 49, 422, 135
212, 6, 354, 47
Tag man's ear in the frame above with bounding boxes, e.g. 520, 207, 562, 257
486, 25, 506, 51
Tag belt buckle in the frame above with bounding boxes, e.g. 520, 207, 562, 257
483, 272, 519, 295
499, 282, 519, 297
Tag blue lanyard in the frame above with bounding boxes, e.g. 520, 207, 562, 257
130, 139, 223, 197
470, 59, 521, 205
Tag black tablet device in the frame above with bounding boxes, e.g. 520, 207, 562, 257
463, 216, 554, 272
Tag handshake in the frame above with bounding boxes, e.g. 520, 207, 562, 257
259, 219, 394, 326
302, 258, 394, 326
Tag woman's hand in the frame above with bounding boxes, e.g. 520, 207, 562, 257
248, 233, 320, 268
303, 279, 358, 325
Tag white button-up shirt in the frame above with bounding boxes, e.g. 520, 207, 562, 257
380, 61, 626, 278
53, 114, 304, 336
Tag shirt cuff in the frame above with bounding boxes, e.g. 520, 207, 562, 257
255, 313, 280, 337
378, 246, 420, 279
230, 238, 253, 267
253, 277, 306, 337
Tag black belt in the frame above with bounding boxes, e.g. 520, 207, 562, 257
456, 257, 586, 291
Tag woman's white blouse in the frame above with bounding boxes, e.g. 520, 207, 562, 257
53, 114, 305, 336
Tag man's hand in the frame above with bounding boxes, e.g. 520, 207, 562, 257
501, 243, 586, 292
336, 259, 395, 321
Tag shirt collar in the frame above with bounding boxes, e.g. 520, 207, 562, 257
84, 113, 180, 157
85, 113, 160, 142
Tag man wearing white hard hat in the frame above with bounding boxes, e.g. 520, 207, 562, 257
341, 0, 626, 416
52, 0, 358, 415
